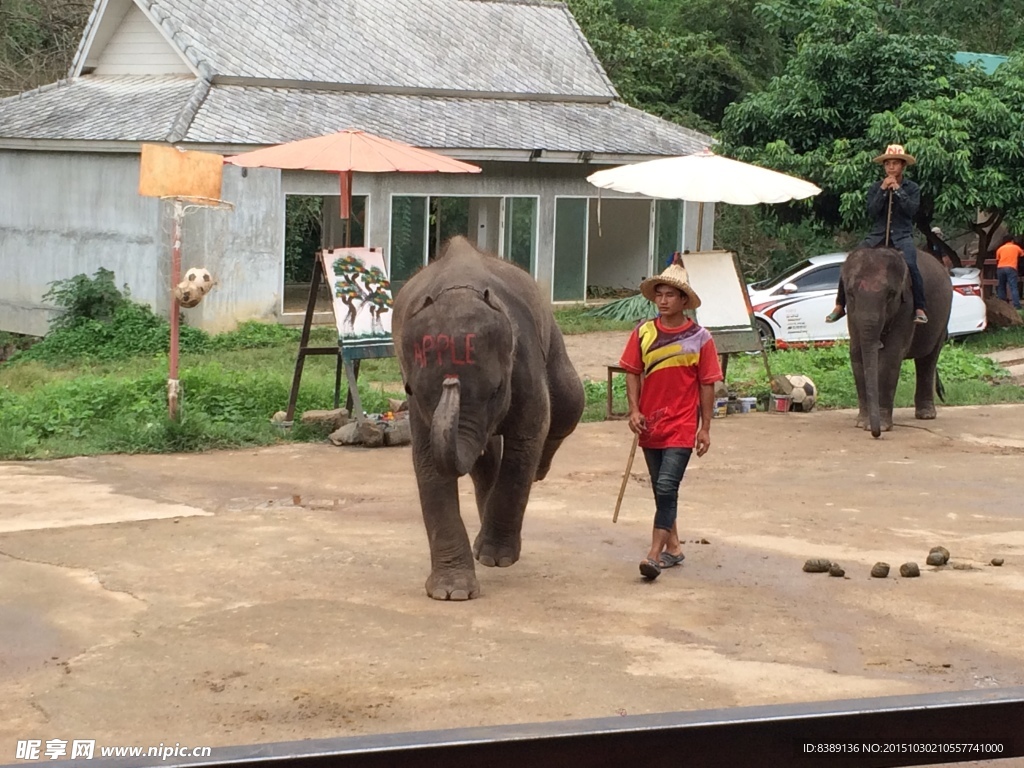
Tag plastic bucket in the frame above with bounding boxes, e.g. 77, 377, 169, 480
769, 394, 791, 413
739, 397, 757, 414
713, 398, 729, 418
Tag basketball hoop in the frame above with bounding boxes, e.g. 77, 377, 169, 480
159, 194, 234, 419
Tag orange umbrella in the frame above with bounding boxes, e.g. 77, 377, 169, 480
225, 128, 481, 222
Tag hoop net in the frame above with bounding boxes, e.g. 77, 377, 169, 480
161, 195, 235, 216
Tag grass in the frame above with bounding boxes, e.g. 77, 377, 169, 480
3, 312, 1024, 460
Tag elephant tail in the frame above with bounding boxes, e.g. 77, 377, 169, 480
936, 371, 946, 403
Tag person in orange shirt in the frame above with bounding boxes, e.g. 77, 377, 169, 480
995, 236, 1023, 310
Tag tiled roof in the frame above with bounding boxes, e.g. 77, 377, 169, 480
0, 77, 202, 141
134, 0, 616, 99
0, 78, 712, 156
186, 86, 711, 155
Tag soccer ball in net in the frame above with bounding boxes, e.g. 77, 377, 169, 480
174, 280, 203, 308
184, 267, 214, 295
785, 374, 818, 412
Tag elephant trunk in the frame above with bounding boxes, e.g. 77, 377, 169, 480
859, 321, 882, 438
431, 376, 477, 477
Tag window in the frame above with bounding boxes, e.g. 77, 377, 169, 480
503, 197, 537, 274
791, 264, 842, 292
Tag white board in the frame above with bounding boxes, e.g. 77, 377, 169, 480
680, 250, 753, 329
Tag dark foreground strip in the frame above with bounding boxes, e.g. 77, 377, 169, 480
14, 686, 1023, 768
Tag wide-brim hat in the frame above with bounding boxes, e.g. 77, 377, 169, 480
873, 143, 916, 165
639, 263, 702, 308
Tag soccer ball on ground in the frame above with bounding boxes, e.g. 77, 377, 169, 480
784, 374, 818, 412
184, 267, 215, 295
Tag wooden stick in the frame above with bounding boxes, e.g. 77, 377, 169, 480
885, 189, 894, 247
613, 433, 639, 523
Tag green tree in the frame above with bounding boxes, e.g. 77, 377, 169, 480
0, 0, 90, 97
719, 0, 1021, 266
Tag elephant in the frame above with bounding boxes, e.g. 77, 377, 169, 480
392, 236, 585, 600
842, 246, 952, 437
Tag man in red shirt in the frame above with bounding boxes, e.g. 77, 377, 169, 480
995, 236, 1023, 310
618, 256, 723, 581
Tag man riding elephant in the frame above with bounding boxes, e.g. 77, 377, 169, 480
827, 144, 929, 326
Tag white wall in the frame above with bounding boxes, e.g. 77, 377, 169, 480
92, 4, 192, 76
0, 151, 164, 336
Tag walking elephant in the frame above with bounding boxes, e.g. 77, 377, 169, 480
392, 237, 585, 600
843, 246, 952, 437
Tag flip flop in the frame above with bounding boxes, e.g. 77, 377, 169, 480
659, 551, 685, 568
639, 558, 662, 580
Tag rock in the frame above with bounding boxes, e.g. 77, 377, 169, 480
356, 419, 386, 448
952, 562, 976, 571
384, 418, 412, 447
927, 546, 950, 566
328, 422, 360, 446
300, 408, 350, 430
991, 557, 1005, 567
803, 558, 832, 573
899, 562, 920, 578
985, 297, 1024, 328
714, 381, 729, 399
388, 398, 409, 413
270, 410, 288, 424
771, 374, 794, 395
871, 562, 890, 578
829, 564, 845, 577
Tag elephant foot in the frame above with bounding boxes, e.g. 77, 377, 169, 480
915, 404, 937, 420
425, 568, 480, 601
473, 532, 521, 568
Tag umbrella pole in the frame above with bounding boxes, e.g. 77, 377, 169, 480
695, 201, 704, 251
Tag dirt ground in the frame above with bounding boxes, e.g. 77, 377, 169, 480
2, 336, 1024, 761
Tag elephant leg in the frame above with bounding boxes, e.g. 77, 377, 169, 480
535, 357, 585, 481
410, 418, 479, 601
876, 344, 903, 432
913, 346, 941, 420
474, 434, 544, 568
470, 436, 502, 522
850, 339, 870, 429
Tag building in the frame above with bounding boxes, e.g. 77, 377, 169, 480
0, 0, 715, 335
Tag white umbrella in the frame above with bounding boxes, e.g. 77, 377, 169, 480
587, 148, 821, 247
587, 148, 821, 204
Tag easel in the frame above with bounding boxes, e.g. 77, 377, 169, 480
283, 247, 394, 424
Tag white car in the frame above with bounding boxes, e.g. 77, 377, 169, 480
747, 252, 987, 349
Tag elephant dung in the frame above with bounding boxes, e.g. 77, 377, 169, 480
871, 562, 890, 578
828, 564, 845, 577
899, 562, 921, 578
926, 546, 950, 566
803, 558, 832, 573
991, 558, 1005, 567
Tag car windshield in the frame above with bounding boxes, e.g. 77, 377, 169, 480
749, 259, 812, 290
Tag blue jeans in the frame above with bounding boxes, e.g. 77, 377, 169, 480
642, 447, 693, 531
997, 267, 1021, 309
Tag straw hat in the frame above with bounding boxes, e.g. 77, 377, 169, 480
639, 258, 702, 308
873, 144, 916, 165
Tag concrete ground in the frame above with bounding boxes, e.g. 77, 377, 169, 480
2, 404, 1024, 761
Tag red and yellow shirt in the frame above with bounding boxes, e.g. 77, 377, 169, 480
996, 242, 1024, 270
618, 318, 723, 449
